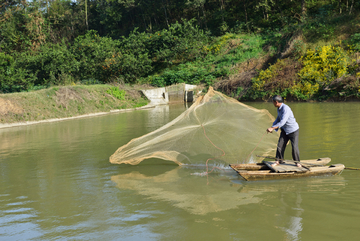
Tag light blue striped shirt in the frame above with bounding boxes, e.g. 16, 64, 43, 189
272, 103, 299, 135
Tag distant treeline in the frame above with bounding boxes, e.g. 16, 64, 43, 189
1, 0, 359, 93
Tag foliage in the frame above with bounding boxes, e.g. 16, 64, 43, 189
0, 52, 37, 93
106, 87, 126, 100
289, 82, 319, 100
72, 30, 153, 83
292, 39, 306, 58
203, 33, 234, 54
244, 44, 355, 100
246, 59, 299, 100
142, 64, 216, 87
0, 2, 51, 53
243, 43, 359, 101
348, 33, 360, 52
1, 0, 360, 102
23, 41, 78, 86
141, 33, 264, 87
145, 19, 210, 63
0, 18, 210, 92
45, 0, 86, 41
114, 19, 210, 78
299, 45, 349, 86
72, 30, 120, 82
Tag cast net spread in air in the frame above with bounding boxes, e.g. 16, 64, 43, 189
109, 87, 279, 166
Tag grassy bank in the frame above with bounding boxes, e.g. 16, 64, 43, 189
0, 84, 149, 124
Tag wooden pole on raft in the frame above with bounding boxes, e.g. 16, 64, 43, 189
345, 167, 360, 170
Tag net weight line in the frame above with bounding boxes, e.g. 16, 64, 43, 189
245, 132, 267, 162
190, 124, 225, 181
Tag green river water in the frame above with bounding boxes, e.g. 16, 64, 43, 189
1, 102, 360, 240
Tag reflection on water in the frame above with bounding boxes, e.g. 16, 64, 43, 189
238, 175, 346, 241
279, 192, 303, 241
112, 164, 346, 218
111, 166, 261, 215
145, 105, 170, 133
111, 164, 349, 241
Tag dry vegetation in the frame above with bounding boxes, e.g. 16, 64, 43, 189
214, 56, 268, 99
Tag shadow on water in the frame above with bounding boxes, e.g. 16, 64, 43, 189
113, 158, 179, 177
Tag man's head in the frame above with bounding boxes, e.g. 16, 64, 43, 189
272, 95, 283, 107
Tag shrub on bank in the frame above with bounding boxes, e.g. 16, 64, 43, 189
299, 45, 348, 86
23, 41, 78, 87
245, 59, 300, 100
243, 44, 359, 101
0, 52, 37, 93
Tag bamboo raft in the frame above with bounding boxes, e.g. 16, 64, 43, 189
230, 158, 345, 181
230, 157, 332, 171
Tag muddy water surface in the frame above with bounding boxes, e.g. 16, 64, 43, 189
1, 102, 360, 240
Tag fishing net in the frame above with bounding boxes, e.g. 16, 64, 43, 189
109, 87, 279, 166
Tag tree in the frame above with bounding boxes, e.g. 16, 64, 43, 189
186, 0, 208, 29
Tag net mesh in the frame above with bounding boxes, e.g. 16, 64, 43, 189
109, 87, 279, 165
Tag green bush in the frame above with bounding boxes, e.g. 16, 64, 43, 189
349, 33, 360, 52
143, 63, 216, 87
22, 41, 78, 86
245, 59, 304, 100
140, 19, 210, 64
0, 52, 37, 93
72, 30, 120, 82
0, 5, 49, 54
73, 30, 152, 83
106, 87, 126, 100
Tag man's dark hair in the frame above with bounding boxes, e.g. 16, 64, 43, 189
272, 95, 284, 103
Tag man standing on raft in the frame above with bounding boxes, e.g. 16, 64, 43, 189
266, 95, 301, 166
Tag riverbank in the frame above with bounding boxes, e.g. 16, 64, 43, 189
0, 83, 205, 128
0, 84, 150, 127
0, 105, 156, 129
1, 81, 359, 128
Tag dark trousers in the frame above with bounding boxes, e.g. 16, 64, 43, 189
276, 129, 300, 162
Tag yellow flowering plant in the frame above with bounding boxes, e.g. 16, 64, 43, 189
203, 33, 235, 54
299, 45, 348, 86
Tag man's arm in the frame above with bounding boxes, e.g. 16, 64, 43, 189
268, 115, 280, 133
267, 106, 290, 133
273, 106, 290, 127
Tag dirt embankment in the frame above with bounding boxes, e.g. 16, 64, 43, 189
0, 84, 150, 128
0, 98, 23, 116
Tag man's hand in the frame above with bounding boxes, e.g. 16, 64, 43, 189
267, 127, 276, 133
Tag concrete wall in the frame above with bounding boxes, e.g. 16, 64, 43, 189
142, 84, 198, 105
142, 88, 169, 106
